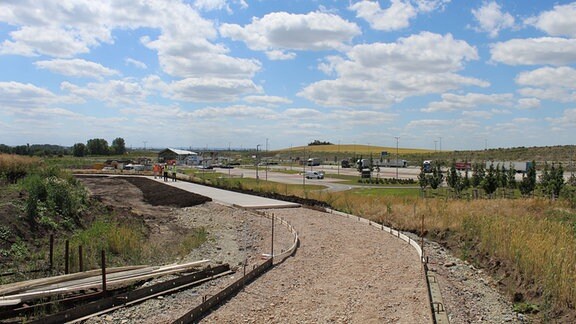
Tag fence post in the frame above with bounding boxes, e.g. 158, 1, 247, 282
101, 250, 107, 296
64, 240, 69, 275
271, 214, 275, 263
78, 245, 83, 272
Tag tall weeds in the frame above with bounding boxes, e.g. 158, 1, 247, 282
309, 190, 576, 312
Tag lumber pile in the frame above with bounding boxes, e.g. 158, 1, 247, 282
0, 260, 209, 305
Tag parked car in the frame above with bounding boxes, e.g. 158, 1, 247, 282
305, 171, 324, 179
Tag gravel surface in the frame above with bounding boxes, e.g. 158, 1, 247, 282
421, 237, 525, 323
79, 177, 523, 324
202, 207, 431, 324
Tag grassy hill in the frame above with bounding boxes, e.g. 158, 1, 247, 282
271, 144, 576, 170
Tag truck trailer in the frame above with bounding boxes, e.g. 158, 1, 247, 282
485, 161, 533, 173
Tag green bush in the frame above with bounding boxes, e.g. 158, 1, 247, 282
22, 171, 87, 227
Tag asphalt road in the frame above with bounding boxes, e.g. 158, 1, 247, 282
206, 165, 422, 192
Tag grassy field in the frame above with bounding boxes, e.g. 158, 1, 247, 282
277, 144, 432, 155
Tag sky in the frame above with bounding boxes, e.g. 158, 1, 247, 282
1, 0, 575, 151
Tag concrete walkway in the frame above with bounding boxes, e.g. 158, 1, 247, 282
151, 177, 300, 209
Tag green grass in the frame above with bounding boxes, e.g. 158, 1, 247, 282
350, 187, 421, 197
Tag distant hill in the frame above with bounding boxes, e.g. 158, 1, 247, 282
273, 144, 576, 168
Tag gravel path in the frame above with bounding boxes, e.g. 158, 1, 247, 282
203, 207, 431, 324
79, 176, 521, 323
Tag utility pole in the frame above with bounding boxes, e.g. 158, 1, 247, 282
395, 136, 400, 179
265, 138, 268, 181
256, 144, 261, 180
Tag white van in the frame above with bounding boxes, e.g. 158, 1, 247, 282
305, 171, 324, 179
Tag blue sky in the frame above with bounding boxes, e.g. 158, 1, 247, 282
1, 0, 575, 151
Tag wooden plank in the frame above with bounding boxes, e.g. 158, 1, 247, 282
1, 260, 211, 303
0, 265, 148, 296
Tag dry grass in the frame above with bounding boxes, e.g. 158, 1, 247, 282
0, 154, 40, 182
306, 191, 576, 312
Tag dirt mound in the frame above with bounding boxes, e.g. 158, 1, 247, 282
77, 176, 211, 208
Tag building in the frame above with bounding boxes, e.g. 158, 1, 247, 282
157, 148, 198, 165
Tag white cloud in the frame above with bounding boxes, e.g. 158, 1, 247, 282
349, 0, 450, 31
517, 98, 541, 110
516, 67, 576, 102
125, 58, 147, 69
407, 119, 453, 128
414, 0, 451, 13
0, 0, 258, 82
61, 80, 147, 106
300, 32, 486, 108
219, 11, 360, 59
35, 59, 119, 79
265, 50, 296, 61
546, 108, 576, 126
243, 95, 292, 105
194, 0, 230, 12
422, 92, 514, 112
512, 117, 535, 123
490, 37, 576, 66
350, 0, 416, 31
193, 0, 247, 12
462, 110, 493, 119
189, 105, 275, 119
526, 2, 576, 38
282, 108, 322, 118
471, 1, 515, 38
329, 109, 397, 125
0, 26, 94, 57
0, 81, 59, 109
148, 78, 263, 103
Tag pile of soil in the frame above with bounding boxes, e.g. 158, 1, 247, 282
76, 175, 211, 207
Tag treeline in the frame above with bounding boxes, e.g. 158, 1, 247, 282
308, 140, 333, 146
0, 137, 127, 157
0, 144, 69, 157
72, 138, 126, 157
419, 160, 571, 199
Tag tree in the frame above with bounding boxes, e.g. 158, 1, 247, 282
540, 162, 565, 198
428, 162, 444, 190
111, 137, 126, 155
308, 140, 333, 146
482, 164, 498, 197
507, 163, 517, 189
446, 160, 460, 191
72, 143, 86, 157
498, 164, 508, 189
86, 138, 109, 155
519, 161, 536, 197
471, 162, 485, 188
462, 168, 471, 191
418, 165, 428, 189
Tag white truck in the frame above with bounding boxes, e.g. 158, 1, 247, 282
307, 158, 321, 166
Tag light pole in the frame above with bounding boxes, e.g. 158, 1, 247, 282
394, 136, 400, 179
265, 138, 268, 181
439, 137, 442, 153
256, 144, 261, 180
337, 140, 340, 175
